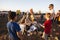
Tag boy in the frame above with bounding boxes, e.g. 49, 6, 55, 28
7, 11, 22, 40
48, 4, 55, 14
48, 4, 55, 23
40, 13, 52, 40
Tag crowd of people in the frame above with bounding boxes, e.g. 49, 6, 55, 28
6, 4, 60, 40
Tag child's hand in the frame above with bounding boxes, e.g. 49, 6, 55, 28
39, 24, 45, 28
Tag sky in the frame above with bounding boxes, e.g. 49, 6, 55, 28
0, 0, 60, 13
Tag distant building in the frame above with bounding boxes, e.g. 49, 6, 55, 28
0, 11, 8, 14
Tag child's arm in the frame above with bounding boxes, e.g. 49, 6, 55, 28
18, 15, 26, 24
39, 23, 45, 28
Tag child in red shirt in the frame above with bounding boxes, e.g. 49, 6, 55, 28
40, 13, 52, 40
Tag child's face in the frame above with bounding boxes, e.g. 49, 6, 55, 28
49, 6, 53, 10
45, 14, 49, 20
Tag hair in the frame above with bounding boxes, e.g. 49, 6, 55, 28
50, 4, 54, 6
8, 11, 16, 20
58, 10, 60, 12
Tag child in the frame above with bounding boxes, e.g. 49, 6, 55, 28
48, 4, 55, 22
48, 4, 55, 13
7, 11, 22, 40
40, 13, 52, 40
56, 10, 60, 17
55, 10, 60, 26
18, 15, 26, 35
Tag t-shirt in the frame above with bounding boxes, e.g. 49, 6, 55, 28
30, 15, 34, 22
44, 20, 52, 34
19, 24, 25, 34
48, 9, 55, 19
7, 21, 21, 40
27, 25, 37, 33
48, 9, 55, 14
